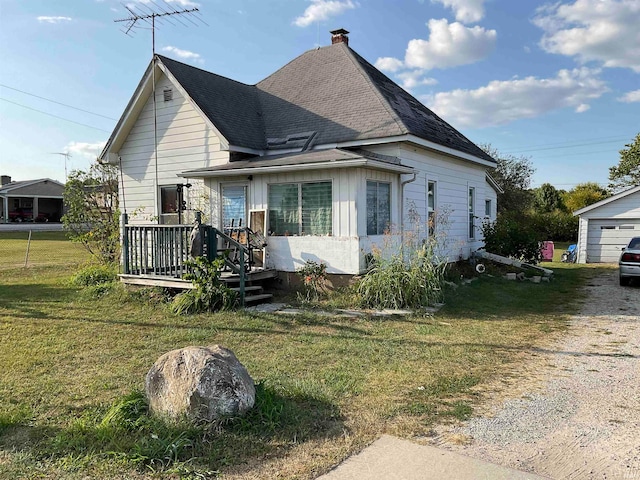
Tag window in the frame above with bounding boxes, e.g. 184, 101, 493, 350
222, 185, 247, 228
469, 187, 475, 239
427, 181, 436, 236
160, 186, 177, 214
485, 199, 492, 217
268, 182, 332, 236
367, 181, 390, 235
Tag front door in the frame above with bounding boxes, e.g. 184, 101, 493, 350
221, 184, 247, 229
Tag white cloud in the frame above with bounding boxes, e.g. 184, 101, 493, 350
396, 70, 438, 90
293, 0, 357, 28
618, 89, 640, 102
533, 0, 640, 72
405, 19, 496, 70
425, 68, 608, 128
374, 57, 405, 72
431, 0, 486, 23
575, 103, 590, 113
161, 46, 203, 64
65, 141, 107, 161
37, 16, 72, 24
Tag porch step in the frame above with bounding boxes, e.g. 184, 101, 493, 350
220, 269, 278, 283
230, 285, 264, 293
244, 293, 273, 304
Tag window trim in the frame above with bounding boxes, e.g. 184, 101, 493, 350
267, 180, 333, 236
220, 183, 248, 229
468, 186, 476, 240
366, 180, 391, 236
427, 180, 437, 236
485, 199, 492, 218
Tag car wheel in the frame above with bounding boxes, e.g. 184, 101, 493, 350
620, 276, 630, 286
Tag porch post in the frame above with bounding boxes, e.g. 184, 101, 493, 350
121, 213, 129, 274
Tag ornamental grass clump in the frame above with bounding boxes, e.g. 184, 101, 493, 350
357, 205, 448, 310
357, 242, 447, 310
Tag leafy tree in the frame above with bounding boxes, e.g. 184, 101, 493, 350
481, 211, 544, 264
534, 183, 565, 213
563, 182, 610, 212
481, 144, 535, 213
609, 133, 640, 192
62, 162, 120, 264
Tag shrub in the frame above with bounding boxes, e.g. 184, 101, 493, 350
71, 264, 118, 287
296, 260, 328, 303
171, 257, 237, 315
481, 212, 544, 264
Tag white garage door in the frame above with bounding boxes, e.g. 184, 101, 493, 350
587, 219, 640, 262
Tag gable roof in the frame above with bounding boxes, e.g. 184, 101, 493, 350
574, 185, 640, 216
0, 178, 64, 196
101, 38, 494, 166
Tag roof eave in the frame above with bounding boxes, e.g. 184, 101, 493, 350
573, 184, 640, 216
180, 158, 415, 178
326, 135, 496, 167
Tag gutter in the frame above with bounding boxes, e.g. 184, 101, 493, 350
400, 172, 418, 255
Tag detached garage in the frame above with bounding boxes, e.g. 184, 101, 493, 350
574, 185, 640, 263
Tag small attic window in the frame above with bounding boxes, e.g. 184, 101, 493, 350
163, 88, 173, 102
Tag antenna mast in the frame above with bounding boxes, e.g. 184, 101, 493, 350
114, 2, 206, 221
52, 152, 71, 182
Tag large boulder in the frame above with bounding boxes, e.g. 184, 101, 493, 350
145, 345, 255, 422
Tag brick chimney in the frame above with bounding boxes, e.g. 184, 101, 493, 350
331, 28, 349, 46
1, 175, 11, 186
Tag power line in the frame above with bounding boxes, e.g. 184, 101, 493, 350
504, 138, 628, 154
0, 98, 111, 133
0, 84, 117, 120
500, 134, 632, 154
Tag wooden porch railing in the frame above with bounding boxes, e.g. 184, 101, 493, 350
121, 213, 258, 305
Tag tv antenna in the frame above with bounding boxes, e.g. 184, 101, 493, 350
114, 2, 207, 221
114, 2, 206, 55
51, 152, 71, 182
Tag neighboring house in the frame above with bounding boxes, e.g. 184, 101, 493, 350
99, 29, 498, 277
0, 175, 64, 223
574, 185, 640, 263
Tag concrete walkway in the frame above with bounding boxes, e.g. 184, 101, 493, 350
317, 435, 548, 480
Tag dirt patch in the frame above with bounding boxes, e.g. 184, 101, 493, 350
433, 271, 640, 480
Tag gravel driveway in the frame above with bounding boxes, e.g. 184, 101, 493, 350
435, 271, 640, 480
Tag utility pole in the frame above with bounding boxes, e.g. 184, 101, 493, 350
114, 2, 206, 222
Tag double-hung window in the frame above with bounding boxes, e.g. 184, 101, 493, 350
427, 181, 436, 236
268, 182, 332, 236
468, 187, 475, 239
366, 181, 390, 235
485, 199, 492, 218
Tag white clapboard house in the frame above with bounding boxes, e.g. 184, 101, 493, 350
100, 29, 498, 289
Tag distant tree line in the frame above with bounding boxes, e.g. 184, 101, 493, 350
480, 132, 639, 262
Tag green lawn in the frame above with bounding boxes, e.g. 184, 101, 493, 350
0, 231, 90, 269
0, 245, 603, 479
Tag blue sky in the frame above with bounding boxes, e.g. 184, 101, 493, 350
0, 0, 638, 190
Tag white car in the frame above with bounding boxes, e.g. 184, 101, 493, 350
619, 237, 640, 286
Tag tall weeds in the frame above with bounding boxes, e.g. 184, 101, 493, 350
357, 205, 448, 309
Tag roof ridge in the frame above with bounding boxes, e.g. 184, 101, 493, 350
157, 54, 255, 88
256, 44, 333, 88
339, 45, 407, 135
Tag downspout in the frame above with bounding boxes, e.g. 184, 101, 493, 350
400, 171, 417, 256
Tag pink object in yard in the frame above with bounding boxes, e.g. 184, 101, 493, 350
541, 241, 554, 262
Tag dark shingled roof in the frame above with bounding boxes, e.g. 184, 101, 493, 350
157, 42, 494, 163
157, 55, 265, 150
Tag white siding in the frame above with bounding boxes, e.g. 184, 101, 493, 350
206, 167, 395, 274
118, 73, 228, 223
577, 190, 640, 263
367, 143, 492, 261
